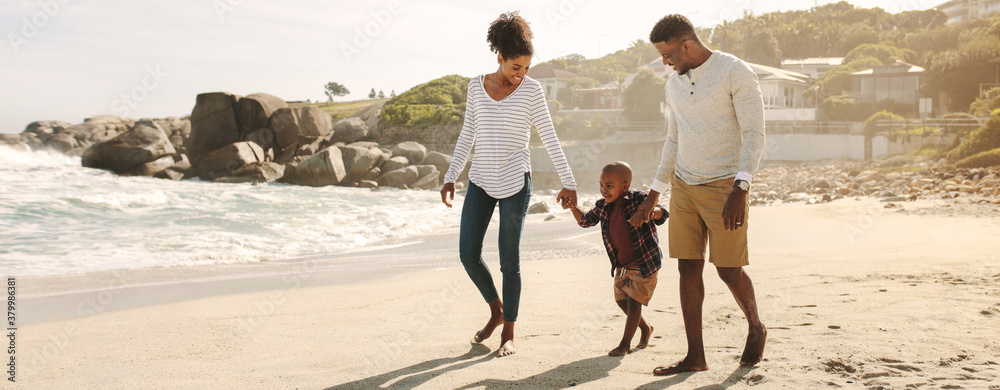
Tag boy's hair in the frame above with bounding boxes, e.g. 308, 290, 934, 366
602, 161, 633, 183
649, 14, 697, 44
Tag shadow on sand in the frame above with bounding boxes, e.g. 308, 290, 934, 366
636, 366, 756, 390
454, 355, 622, 389
324, 343, 494, 390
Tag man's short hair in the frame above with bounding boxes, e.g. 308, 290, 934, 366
649, 14, 697, 44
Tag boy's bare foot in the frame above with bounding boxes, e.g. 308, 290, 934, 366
740, 324, 766, 367
472, 316, 503, 343
609, 345, 631, 356
636, 325, 654, 349
652, 356, 709, 375
497, 339, 516, 357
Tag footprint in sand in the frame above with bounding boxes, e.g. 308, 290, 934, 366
790, 304, 817, 308
828, 325, 841, 329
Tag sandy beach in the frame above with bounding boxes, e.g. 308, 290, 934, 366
11, 199, 1000, 389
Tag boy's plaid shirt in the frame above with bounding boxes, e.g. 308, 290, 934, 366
578, 189, 668, 277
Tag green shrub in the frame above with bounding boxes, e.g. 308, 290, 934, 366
970, 87, 1000, 117
378, 75, 471, 127
955, 146, 1000, 168
379, 103, 465, 127
947, 108, 1000, 161
864, 110, 905, 137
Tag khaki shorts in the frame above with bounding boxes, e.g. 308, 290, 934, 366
668, 174, 749, 267
613, 269, 658, 306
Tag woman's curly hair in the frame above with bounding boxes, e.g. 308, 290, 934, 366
487, 11, 533, 59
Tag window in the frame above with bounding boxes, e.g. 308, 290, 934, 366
890, 76, 904, 91
861, 78, 874, 93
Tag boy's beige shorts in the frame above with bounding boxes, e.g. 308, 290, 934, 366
668, 174, 750, 267
613, 268, 658, 306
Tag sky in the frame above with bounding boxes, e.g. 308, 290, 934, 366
0, 0, 946, 133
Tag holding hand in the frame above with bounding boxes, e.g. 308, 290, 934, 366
441, 182, 456, 208
629, 191, 660, 227
557, 188, 577, 209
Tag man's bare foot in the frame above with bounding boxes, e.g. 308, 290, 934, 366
609, 345, 631, 356
636, 325, 654, 349
740, 324, 766, 367
652, 356, 709, 375
497, 339, 516, 357
472, 316, 503, 343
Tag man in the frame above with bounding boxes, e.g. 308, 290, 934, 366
630, 14, 767, 375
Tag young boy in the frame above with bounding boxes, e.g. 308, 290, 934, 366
569, 161, 668, 356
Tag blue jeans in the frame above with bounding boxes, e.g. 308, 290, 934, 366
459, 173, 531, 322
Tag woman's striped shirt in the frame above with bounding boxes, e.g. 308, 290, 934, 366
443, 75, 576, 199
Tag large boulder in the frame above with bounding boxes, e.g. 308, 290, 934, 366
245, 127, 276, 156
411, 173, 439, 190
332, 117, 368, 143
295, 146, 347, 187
269, 106, 333, 154
125, 155, 177, 177
214, 162, 286, 184
392, 142, 427, 165
24, 120, 72, 136
420, 151, 451, 181
81, 120, 176, 176
339, 145, 381, 185
195, 141, 265, 180
381, 156, 409, 173
45, 132, 80, 153
376, 166, 419, 189
236, 93, 287, 135
188, 92, 242, 166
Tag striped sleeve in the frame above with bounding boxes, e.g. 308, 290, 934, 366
443, 79, 478, 184
529, 83, 576, 190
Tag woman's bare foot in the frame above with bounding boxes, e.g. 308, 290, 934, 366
653, 356, 709, 375
472, 317, 503, 343
636, 325, 654, 349
609, 345, 631, 356
497, 339, 516, 357
472, 300, 504, 343
496, 321, 516, 357
740, 323, 767, 367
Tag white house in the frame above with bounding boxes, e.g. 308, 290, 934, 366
526, 64, 582, 101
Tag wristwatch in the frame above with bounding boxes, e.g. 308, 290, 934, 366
734, 179, 750, 192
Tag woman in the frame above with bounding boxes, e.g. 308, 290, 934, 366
440, 11, 577, 358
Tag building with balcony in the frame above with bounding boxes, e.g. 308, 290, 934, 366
934, 0, 1000, 25
846, 60, 941, 118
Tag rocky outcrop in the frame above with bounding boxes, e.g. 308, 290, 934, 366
188, 92, 242, 166
81, 119, 177, 176
195, 141, 265, 180
392, 141, 427, 165
236, 93, 288, 136
295, 146, 347, 187
269, 106, 333, 161
333, 117, 369, 144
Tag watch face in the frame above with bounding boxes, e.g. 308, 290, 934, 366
737, 181, 749, 191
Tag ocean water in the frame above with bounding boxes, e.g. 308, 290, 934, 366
0, 145, 467, 276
